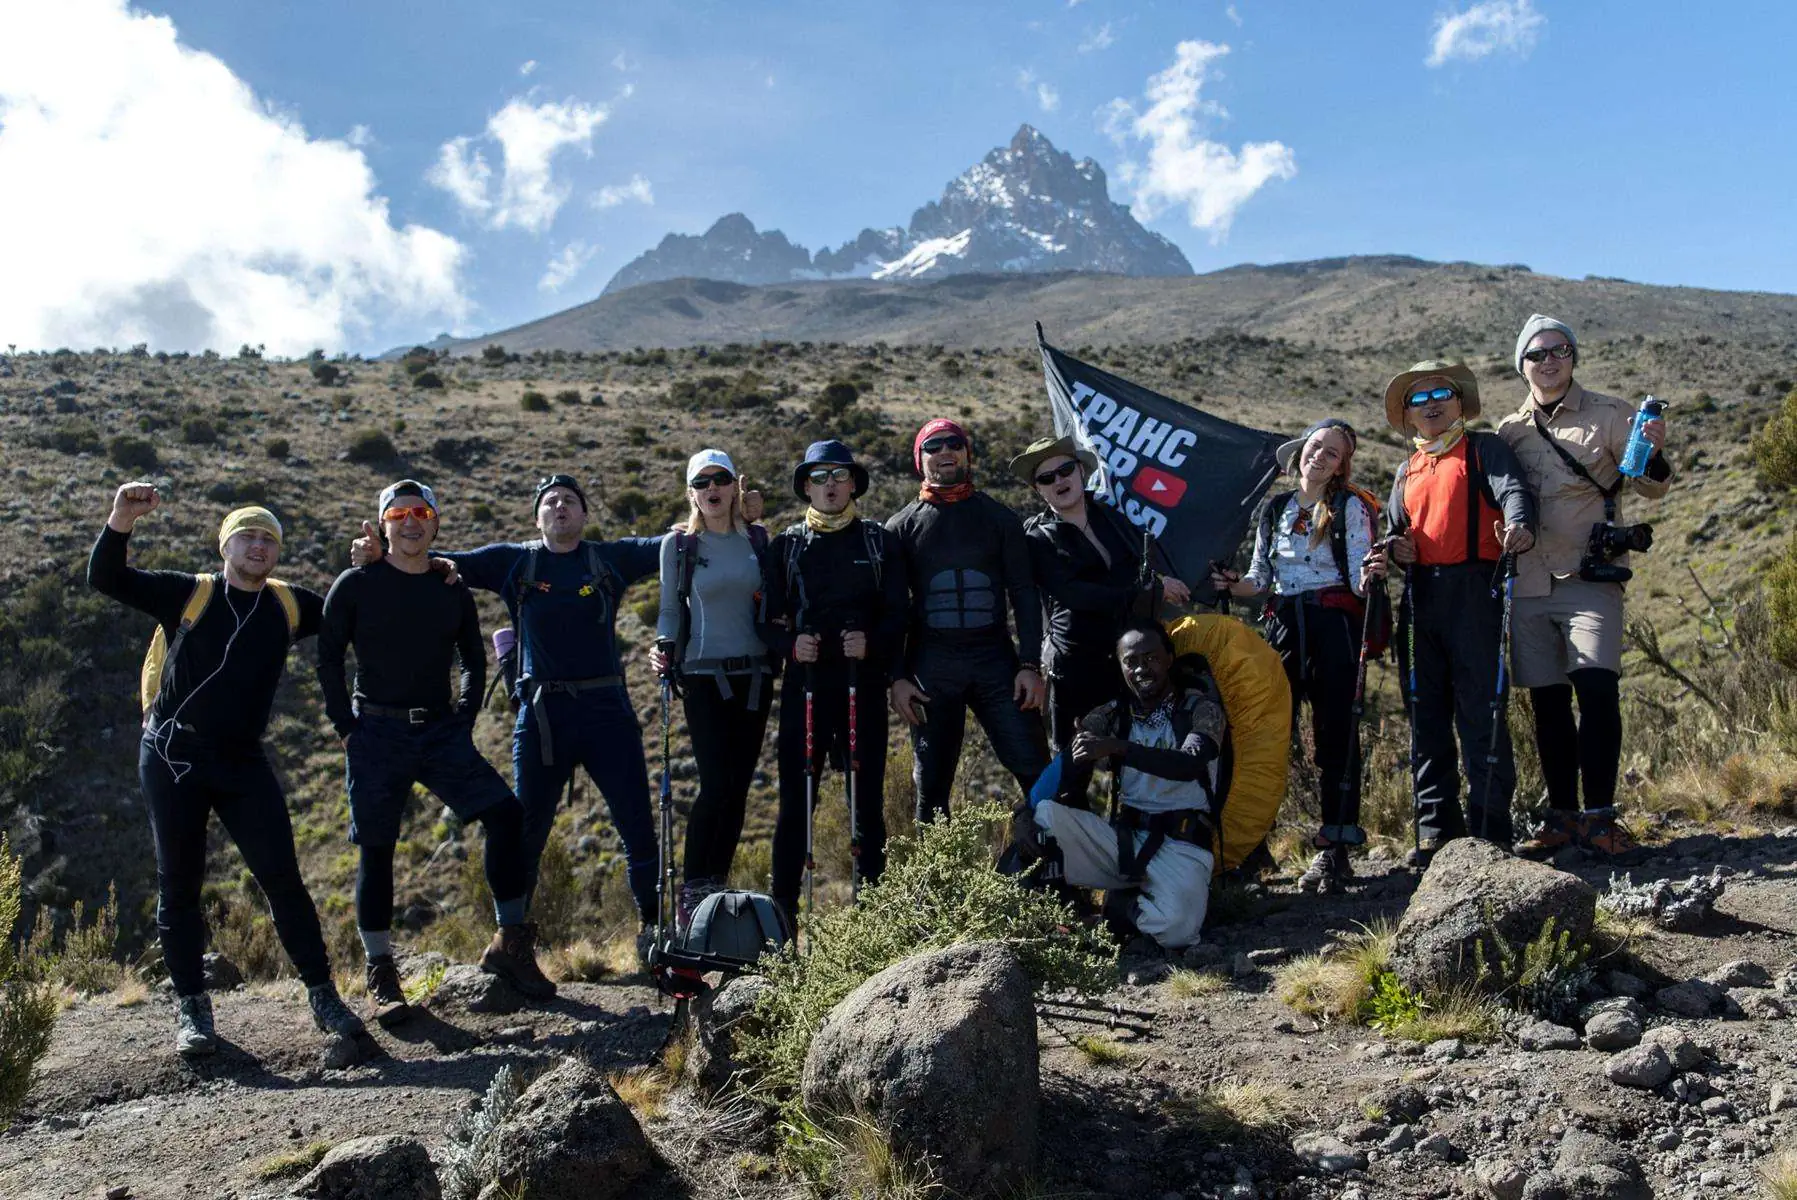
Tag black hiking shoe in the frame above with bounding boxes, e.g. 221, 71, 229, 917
635, 923, 657, 972
174, 992, 217, 1057
1298, 845, 1354, 895
1405, 839, 1445, 871
308, 983, 367, 1039
365, 955, 412, 1027
479, 922, 558, 1000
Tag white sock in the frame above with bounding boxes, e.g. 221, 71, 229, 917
360, 929, 391, 960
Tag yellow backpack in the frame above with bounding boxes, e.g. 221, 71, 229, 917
140, 575, 301, 717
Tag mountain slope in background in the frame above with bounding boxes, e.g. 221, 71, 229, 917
600, 125, 1192, 294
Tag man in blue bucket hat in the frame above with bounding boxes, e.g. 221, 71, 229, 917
758, 441, 907, 923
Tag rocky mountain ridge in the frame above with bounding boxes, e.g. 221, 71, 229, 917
600, 125, 1192, 294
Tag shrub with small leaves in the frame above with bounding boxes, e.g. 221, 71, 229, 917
181, 418, 218, 445
1472, 913, 1592, 1023
554, 389, 582, 405
107, 435, 158, 471
519, 390, 549, 412
0, 834, 58, 1131
440, 1063, 523, 1200
309, 362, 341, 386
480, 344, 510, 366
346, 428, 397, 463
1753, 386, 1797, 490
264, 437, 290, 460
413, 370, 445, 390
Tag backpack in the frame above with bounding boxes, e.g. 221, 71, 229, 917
778, 519, 885, 630
677, 889, 795, 970
672, 524, 770, 661
140, 575, 301, 717
1257, 484, 1392, 658
497, 540, 621, 697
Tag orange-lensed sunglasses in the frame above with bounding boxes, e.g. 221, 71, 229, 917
382, 504, 436, 522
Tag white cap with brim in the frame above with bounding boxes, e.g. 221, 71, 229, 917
686, 449, 736, 484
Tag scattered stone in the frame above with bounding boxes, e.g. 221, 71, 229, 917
684, 974, 772, 1098
1127, 961, 1171, 986
475, 1057, 654, 1200
320, 1035, 361, 1071
1604, 1043, 1672, 1090
802, 941, 1038, 1198
1698, 1170, 1727, 1187
1291, 1133, 1366, 1174
1179, 943, 1226, 969
1389, 839, 1596, 993
1603, 971, 1649, 999
1519, 1020, 1581, 1051
105, 1187, 130, 1200
1654, 1130, 1681, 1150
1380, 1124, 1417, 1153
1583, 1009, 1643, 1052
1699, 1096, 1734, 1119
490, 1026, 534, 1045
1654, 980, 1724, 1018
1600, 868, 1725, 932
201, 953, 243, 991
1705, 960, 1771, 989
1426, 1037, 1466, 1061
1728, 988, 1790, 1019
1769, 1083, 1795, 1114
1579, 996, 1646, 1025
428, 964, 524, 1016
1474, 1157, 1527, 1200
1246, 947, 1289, 967
1337, 1119, 1388, 1143
1416, 1132, 1457, 1160
1641, 1027, 1705, 1070
1361, 1082, 1429, 1123
1518, 1130, 1651, 1200
290, 1135, 440, 1200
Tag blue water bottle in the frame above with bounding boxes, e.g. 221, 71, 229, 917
1619, 396, 1665, 478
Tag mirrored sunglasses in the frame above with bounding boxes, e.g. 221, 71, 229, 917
806, 466, 854, 485
382, 504, 436, 522
1521, 344, 1575, 364
1405, 386, 1459, 408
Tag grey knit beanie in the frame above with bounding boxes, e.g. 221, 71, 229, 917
1514, 314, 1578, 374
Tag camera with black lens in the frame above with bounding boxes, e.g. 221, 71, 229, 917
1579, 520, 1654, 584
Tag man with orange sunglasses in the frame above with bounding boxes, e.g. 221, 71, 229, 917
317, 480, 553, 1024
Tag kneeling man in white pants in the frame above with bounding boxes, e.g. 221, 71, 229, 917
1015, 619, 1221, 949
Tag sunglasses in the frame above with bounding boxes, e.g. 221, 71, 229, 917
806, 466, 854, 485
382, 504, 436, 522
920, 435, 967, 455
1405, 386, 1460, 408
1521, 343, 1575, 364
689, 471, 734, 490
1033, 460, 1081, 486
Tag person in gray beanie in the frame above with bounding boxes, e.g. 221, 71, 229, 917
1495, 315, 1673, 858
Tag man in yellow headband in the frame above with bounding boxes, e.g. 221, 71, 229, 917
88, 480, 366, 1058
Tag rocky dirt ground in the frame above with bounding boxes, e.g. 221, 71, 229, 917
4, 828, 1794, 1200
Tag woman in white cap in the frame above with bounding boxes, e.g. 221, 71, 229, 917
652, 449, 773, 925
1209, 419, 1380, 893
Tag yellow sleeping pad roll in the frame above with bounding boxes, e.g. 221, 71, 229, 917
1166, 612, 1291, 871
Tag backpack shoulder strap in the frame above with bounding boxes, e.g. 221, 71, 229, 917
1260, 488, 1295, 545
264, 579, 301, 637
747, 523, 769, 559
181, 574, 217, 629
674, 531, 697, 655
141, 574, 217, 715
861, 519, 884, 588
1327, 490, 1353, 587
519, 539, 546, 591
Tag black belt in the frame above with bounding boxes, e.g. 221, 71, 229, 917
356, 702, 453, 726
1112, 806, 1214, 881
523, 675, 624, 765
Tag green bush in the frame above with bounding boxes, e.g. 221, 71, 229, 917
22, 884, 123, 994
412, 370, 445, 390
107, 435, 158, 471
553, 389, 582, 405
1754, 389, 1797, 669
41, 420, 101, 456
346, 428, 397, 464
736, 805, 1115, 1106
265, 437, 290, 460
309, 362, 341, 386
1753, 386, 1797, 490
0, 834, 58, 1130
181, 418, 218, 445
519, 390, 549, 412
480, 344, 510, 366
609, 489, 654, 522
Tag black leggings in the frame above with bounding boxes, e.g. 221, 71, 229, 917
682, 672, 773, 883
138, 739, 332, 996
771, 666, 889, 903
1530, 668, 1622, 812
1271, 598, 1363, 831
357, 800, 529, 932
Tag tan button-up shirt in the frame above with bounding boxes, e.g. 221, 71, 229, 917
1494, 382, 1673, 599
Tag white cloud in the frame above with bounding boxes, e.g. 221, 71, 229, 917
0, 0, 464, 355
1426, 0, 1545, 67
611, 51, 634, 72
1225, 5, 1243, 26
346, 123, 374, 148
1016, 69, 1060, 113
427, 96, 611, 233
1103, 40, 1296, 240
519, 59, 538, 76
1078, 22, 1116, 53
592, 174, 654, 209
538, 240, 598, 293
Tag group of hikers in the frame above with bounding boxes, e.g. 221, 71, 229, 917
88, 311, 1671, 1058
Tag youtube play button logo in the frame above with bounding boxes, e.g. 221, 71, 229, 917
1129, 465, 1188, 507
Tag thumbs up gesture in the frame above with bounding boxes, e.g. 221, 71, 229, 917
350, 520, 384, 567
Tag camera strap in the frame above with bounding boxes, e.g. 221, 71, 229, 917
1531, 410, 1621, 522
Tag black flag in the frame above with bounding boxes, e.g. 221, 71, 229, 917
1036, 323, 1280, 590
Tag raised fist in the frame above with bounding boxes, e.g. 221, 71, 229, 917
109, 481, 161, 531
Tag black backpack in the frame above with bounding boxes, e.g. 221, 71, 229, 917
778, 519, 886, 628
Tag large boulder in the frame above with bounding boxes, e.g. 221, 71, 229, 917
1389, 839, 1597, 992
683, 974, 772, 1098
476, 1057, 656, 1200
801, 941, 1038, 1198
291, 1135, 440, 1200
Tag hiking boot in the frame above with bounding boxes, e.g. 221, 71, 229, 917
1579, 812, 1639, 856
1298, 845, 1353, 895
308, 983, 367, 1039
364, 955, 411, 1027
479, 922, 558, 1000
174, 992, 217, 1057
634, 923, 657, 972
1515, 810, 1579, 857
677, 877, 720, 935
1404, 839, 1445, 871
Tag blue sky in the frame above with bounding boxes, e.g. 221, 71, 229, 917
1, 1, 1792, 355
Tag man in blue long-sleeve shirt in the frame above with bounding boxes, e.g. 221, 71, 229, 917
352, 475, 663, 948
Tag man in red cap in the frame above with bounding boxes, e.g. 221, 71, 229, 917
885, 419, 1049, 822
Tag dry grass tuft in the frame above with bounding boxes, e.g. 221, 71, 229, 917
802, 1111, 945, 1200
1274, 919, 1395, 1024
1382, 986, 1502, 1044
546, 936, 630, 983
609, 1064, 675, 1122
1069, 1033, 1133, 1067
1164, 968, 1230, 1000
1762, 1148, 1797, 1200
109, 978, 151, 1009
1164, 1080, 1294, 1141
249, 1140, 331, 1181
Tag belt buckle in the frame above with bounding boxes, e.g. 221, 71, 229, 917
407, 707, 429, 726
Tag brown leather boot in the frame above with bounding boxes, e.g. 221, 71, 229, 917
365, 955, 412, 1027
1515, 810, 1579, 858
478, 922, 557, 1000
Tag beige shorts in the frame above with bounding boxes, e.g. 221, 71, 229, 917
1035, 800, 1213, 949
1510, 576, 1625, 688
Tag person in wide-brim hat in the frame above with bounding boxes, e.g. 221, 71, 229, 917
1008, 434, 1098, 485
790, 439, 869, 500
1382, 360, 1480, 431
1274, 418, 1359, 477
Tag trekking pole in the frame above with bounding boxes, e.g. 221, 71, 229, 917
803, 636, 817, 936
1479, 553, 1518, 845
656, 675, 675, 953
1403, 572, 1421, 860
846, 644, 863, 900
1342, 576, 1381, 825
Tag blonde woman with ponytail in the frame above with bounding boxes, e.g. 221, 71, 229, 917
1209, 418, 1378, 893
